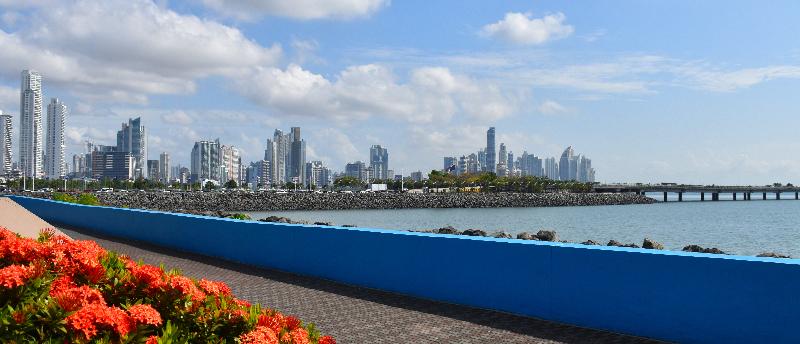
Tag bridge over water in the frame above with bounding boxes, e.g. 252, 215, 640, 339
594, 184, 800, 202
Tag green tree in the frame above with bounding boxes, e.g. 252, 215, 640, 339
204, 181, 217, 190
224, 179, 238, 189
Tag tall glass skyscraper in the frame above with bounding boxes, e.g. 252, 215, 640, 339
559, 146, 575, 181
20, 70, 44, 179
0, 112, 11, 176
116, 117, 147, 179
485, 127, 496, 174
290, 127, 306, 184
45, 98, 67, 179
369, 145, 389, 180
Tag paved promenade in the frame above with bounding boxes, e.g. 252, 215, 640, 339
59, 226, 664, 344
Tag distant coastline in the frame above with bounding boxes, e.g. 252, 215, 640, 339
13, 191, 654, 211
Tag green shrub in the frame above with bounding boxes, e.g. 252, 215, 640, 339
76, 193, 101, 206
229, 213, 251, 220
52, 192, 77, 203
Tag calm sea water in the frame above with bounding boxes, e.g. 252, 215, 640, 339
244, 193, 800, 257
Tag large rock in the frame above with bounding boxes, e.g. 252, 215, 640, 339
435, 226, 461, 235
535, 230, 559, 242
462, 229, 487, 237
607, 240, 639, 248
581, 240, 600, 245
516, 232, 537, 240
642, 238, 664, 250
757, 252, 791, 259
493, 231, 513, 239
682, 245, 726, 255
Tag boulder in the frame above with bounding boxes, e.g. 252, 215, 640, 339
462, 229, 488, 237
757, 252, 791, 259
436, 226, 461, 235
313, 221, 333, 226
581, 240, 600, 245
535, 230, 559, 242
493, 231, 513, 239
682, 244, 703, 252
702, 247, 725, 255
642, 238, 664, 250
607, 240, 639, 248
682, 245, 726, 255
516, 232, 536, 240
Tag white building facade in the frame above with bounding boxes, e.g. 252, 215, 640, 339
45, 98, 67, 179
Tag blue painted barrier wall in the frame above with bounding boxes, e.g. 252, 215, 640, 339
7, 196, 800, 343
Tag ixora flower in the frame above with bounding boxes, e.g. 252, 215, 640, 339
0, 264, 35, 288
238, 326, 279, 344
0, 226, 333, 343
66, 303, 134, 340
127, 304, 163, 327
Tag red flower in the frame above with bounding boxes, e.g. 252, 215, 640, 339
128, 304, 162, 327
51, 285, 106, 312
0, 234, 44, 264
12, 310, 25, 324
48, 238, 107, 283
318, 335, 336, 344
66, 303, 134, 340
126, 261, 167, 291
257, 312, 285, 334
169, 275, 207, 303
0, 264, 33, 288
288, 328, 309, 344
238, 326, 279, 344
198, 278, 232, 296
146, 335, 159, 344
284, 316, 301, 331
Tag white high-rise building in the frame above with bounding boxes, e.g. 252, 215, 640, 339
190, 140, 220, 183
159, 152, 170, 183
544, 157, 558, 180
265, 129, 290, 186
116, 117, 147, 179
221, 145, 241, 185
20, 70, 44, 179
0, 112, 11, 175
45, 98, 67, 179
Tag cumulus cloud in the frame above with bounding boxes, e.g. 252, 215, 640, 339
538, 100, 567, 115
481, 12, 573, 45
238, 64, 517, 123
64, 126, 117, 144
161, 110, 194, 125
0, 85, 16, 111
200, 0, 388, 20
0, 0, 281, 104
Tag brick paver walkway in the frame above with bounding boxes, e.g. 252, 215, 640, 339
60, 226, 664, 344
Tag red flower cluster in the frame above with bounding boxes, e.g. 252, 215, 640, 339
0, 264, 35, 288
0, 226, 334, 343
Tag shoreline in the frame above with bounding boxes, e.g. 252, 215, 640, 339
16, 191, 655, 211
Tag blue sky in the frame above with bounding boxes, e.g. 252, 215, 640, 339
1, 0, 800, 184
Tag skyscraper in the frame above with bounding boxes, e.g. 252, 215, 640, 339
20, 70, 44, 179
159, 152, 170, 183
147, 160, 160, 181
559, 146, 575, 181
0, 112, 11, 176
45, 98, 67, 179
443, 156, 457, 173
289, 127, 306, 185
544, 157, 558, 180
265, 129, 290, 186
190, 139, 220, 182
221, 145, 242, 185
116, 117, 147, 179
369, 145, 389, 180
497, 142, 507, 176
345, 161, 368, 182
485, 127, 496, 174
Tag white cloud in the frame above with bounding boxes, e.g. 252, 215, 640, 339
0, 0, 281, 104
64, 126, 116, 144
0, 85, 16, 111
310, 128, 361, 167
675, 65, 800, 92
161, 110, 194, 125
238, 64, 517, 123
200, 0, 389, 20
538, 100, 567, 115
481, 12, 573, 45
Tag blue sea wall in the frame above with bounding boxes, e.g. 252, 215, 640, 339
8, 195, 799, 344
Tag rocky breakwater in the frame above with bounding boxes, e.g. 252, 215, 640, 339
86, 191, 654, 212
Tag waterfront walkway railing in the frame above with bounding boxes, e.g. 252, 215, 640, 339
7, 195, 799, 344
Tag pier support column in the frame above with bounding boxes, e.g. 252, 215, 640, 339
777, 192, 781, 200
796, 192, 798, 200
678, 192, 683, 202
712, 193, 719, 201
746, 192, 751, 200
700, 192, 705, 201
733, 193, 737, 201
663, 192, 668, 202
763, 192, 767, 200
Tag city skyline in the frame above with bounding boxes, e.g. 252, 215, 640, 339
2, 1, 800, 184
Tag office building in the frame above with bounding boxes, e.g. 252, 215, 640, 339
45, 98, 67, 179
544, 157, 558, 180
265, 129, 290, 186
306, 161, 331, 188
159, 152, 170, 183
497, 142, 507, 176
20, 70, 44, 179
410, 171, 424, 182
190, 139, 221, 182
289, 127, 306, 185
147, 160, 160, 181
345, 161, 368, 182
0, 112, 11, 176
116, 117, 147, 178
443, 156, 457, 173
91, 151, 134, 180
559, 146, 575, 181
221, 145, 242, 185
519, 152, 543, 177
370, 145, 389, 180
485, 127, 496, 173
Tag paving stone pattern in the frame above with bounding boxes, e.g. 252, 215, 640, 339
60, 227, 666, 344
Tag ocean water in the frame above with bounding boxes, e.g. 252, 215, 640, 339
244, 194, 800, 257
